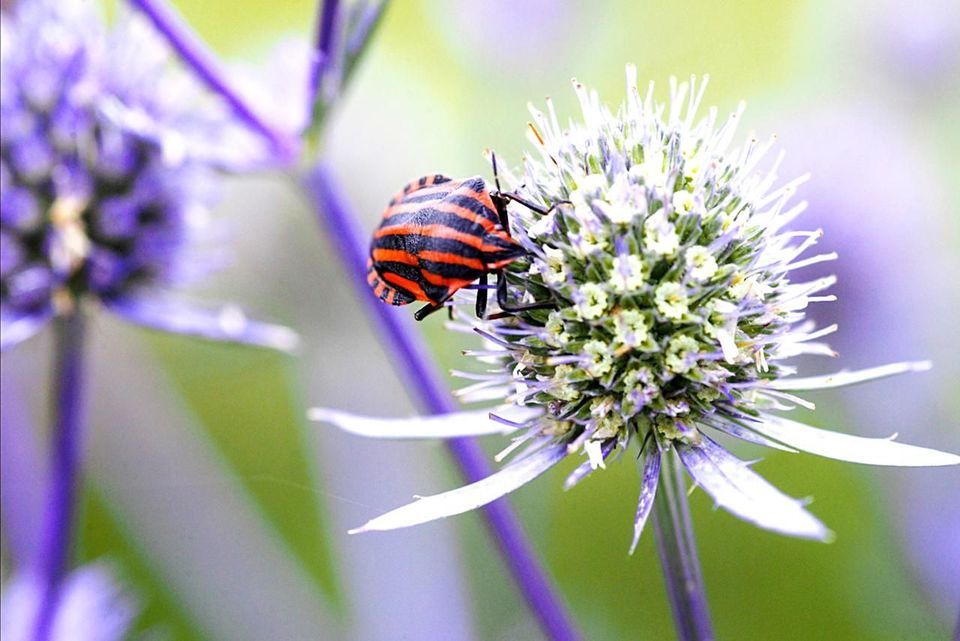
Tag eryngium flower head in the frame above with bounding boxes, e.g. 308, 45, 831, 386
0, 0, 293, 350
312, 67, 959, 546
0, 562, 136, 641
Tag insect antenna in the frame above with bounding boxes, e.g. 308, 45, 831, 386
491, 150, 504, 193
489, 149, 570, 217
502, 192, 574, 218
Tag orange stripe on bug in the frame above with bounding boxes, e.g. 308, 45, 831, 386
382, 198, 498, 233
419, 269, 466, 288
381, 271, 432, 302
374, 224, 512, 255
387, 174, 453, 206
372, 248, 420, 265
367, 257, 415, 306
418, 250, 486, 270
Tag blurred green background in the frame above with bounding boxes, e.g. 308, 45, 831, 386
4, 0, 959, 639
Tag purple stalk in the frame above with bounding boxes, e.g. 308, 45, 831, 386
127, 0, 298, 162
651, 448, 714, 641
345, 2, 387, 58
304, 163, 582, 641
307, 0, 341, 120
138, 3, 575, 634
34, 311, 88, 641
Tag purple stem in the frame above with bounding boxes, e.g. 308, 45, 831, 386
345, 2, 386, 57
651, 448, 715, 641
307, 0, 341, 118
304, 163, 582, 641
34, 311, 88, 641
127, 0, 298, 162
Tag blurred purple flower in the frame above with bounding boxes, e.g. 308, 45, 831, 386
775, 106, 949, 364
1, 563, 137, 641
775, 101, 960, 619
865, 0, 960, 91
229, 39, 312, 142
429, 0, 588, 76
1, 3, 302, 638
0, 0, 296, 352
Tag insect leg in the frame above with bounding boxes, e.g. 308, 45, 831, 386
502, 193, 574, 217
495, 270, 556, 313
414, 303, 444, 321
476, 272, 489, 318
491, 151, 504, 193
415, 289, 459, 322
502, 192, 547, 215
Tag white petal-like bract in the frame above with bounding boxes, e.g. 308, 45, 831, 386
308, 406, 539, 440
766, 361, 931, 391
349, 443, 568, 533
677, 437, 831, 541
629, 449, 661, 554
752, 414, 960, 467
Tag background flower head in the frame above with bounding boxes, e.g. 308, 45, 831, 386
0, 0, 293, 350
770, 89, 960, 623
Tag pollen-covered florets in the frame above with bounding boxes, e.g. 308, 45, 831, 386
313, 66, 956, 544
456, 66, 837, 453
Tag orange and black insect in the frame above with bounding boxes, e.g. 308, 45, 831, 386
368, 159, 556, 321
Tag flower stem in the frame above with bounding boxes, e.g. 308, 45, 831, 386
652, 447, 715, 641
127, 0, 298, 161
34, 309, 88, 641
307, 0, 340, 127
305, 0, 388, 150
345, 2, 387, 60
304, 163, 582, 641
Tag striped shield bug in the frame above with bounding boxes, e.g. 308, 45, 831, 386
368, 156, 558, 321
